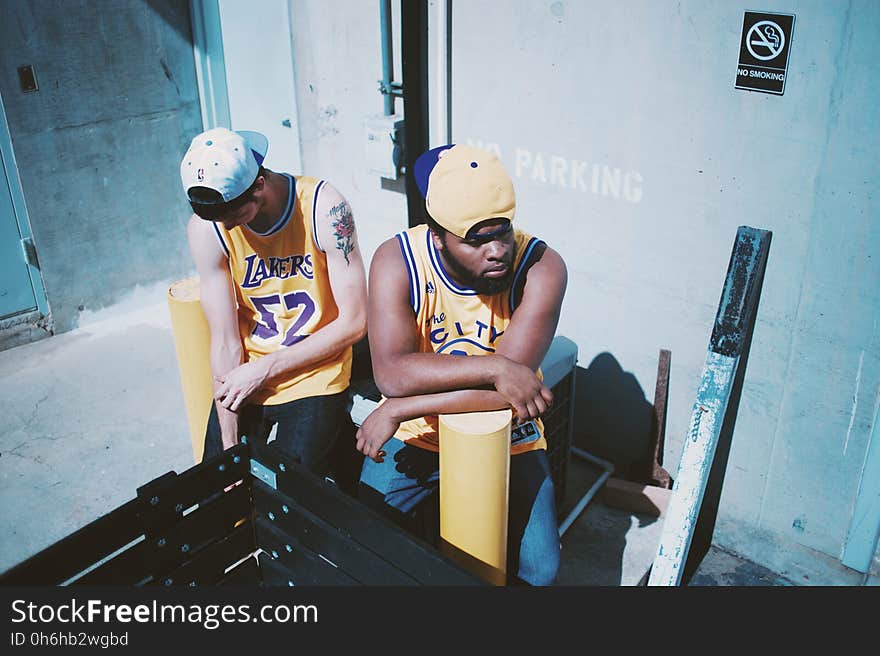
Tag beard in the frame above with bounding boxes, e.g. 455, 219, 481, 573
441, 248, 516, 296
471, 270, 514, 295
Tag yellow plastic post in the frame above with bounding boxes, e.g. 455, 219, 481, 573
167, 277, 213, 463
438, 409, 512, 585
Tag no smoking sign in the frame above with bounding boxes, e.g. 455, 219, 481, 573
735, 11, 795, 95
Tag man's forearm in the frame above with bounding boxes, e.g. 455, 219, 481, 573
260, 316, 365, 386
357, 386, 519, 462
382, 388, 510, 423
210, 340, 244, 448
375, 352, 510, 398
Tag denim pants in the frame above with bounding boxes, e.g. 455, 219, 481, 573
202, 390, 353, 478
359, 438, 561, 585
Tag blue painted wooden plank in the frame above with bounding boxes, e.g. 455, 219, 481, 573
842, 399, 880, 572
648, 226, 772, 586
648, 352, 737, 585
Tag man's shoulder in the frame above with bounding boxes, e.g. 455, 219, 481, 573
187, 212, 215, 239
369, 229, 422, 281
374, 233, 405, 260
308, 178, 351, 217
376, 224, 428, 257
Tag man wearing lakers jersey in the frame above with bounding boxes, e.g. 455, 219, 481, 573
180, 127, 367, 477
357, 144, 567, 585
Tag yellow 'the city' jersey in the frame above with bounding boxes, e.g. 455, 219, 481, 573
391, 223, 547, 454
213, 174, 351, 405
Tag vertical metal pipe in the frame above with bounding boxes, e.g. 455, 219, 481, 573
557, 447, 615, 538
402, 0, 430, 227
430, 0, 451, 145
380, 0, 394, 115
842, 397, 880, 574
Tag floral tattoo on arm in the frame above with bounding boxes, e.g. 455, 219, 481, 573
328, 201, 355, 265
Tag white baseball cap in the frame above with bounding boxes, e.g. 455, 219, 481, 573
180, 127, 269, 204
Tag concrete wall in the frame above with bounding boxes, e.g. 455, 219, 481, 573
280, 0, 879, 581
0, 0, 202, 334
445, 0, 879, 580
288, 0, 408, 266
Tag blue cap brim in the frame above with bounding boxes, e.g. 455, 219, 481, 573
413, 144, 456, 198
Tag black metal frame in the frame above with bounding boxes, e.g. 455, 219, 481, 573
401, 0, 430, 228
0, 441, 484, 587
1, 322, 579, 588
544, 369, 574, 512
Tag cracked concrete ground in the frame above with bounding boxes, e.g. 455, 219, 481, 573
0, 279, 827, 586
0, 281, 195, 572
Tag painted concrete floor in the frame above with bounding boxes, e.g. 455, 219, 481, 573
0, 280, 832, 586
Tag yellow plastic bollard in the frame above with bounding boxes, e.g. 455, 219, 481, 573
167, 277, 213, 463
438, 409, 512, 585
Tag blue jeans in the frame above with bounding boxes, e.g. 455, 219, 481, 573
359, 439, 561, 585
203, 390, 356, 478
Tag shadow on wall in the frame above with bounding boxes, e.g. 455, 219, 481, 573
573, 352, 657, 480
556, 351, 671, 585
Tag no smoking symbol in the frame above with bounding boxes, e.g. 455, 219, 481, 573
747, 20, 785, 61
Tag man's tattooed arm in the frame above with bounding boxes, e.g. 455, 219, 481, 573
328, 201, 356, 265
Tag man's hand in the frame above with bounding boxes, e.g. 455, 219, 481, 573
491, 356, 553, 420
355, 402, 401, 463
214, 359, 269, 412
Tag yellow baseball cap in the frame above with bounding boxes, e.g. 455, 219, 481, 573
414, 144, 515, 239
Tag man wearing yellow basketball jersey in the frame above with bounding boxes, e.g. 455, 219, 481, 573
357, 144, 567, 585
180, 127, 366, 478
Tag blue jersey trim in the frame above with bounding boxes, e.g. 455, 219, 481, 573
312, 179, 326, 252
427, 229, 477, 296
396, 231, 420, 315
247, 174, 294, 237
212, 223, 230, 258
437, 338, 496, 354
509, 237, 543, 312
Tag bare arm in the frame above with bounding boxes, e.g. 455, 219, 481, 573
494, 243, 567, 370
213, 183, 367, 411
367, 238, 549, 417
187, 215, 243, 449
356, 389, 510, 461
357, 239, 567, 460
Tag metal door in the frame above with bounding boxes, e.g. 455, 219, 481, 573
0, 143, 36, 319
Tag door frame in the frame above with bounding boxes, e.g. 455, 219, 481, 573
189, 0, 304, 178
842, 399, 880, 575
189, 0, 231, 131
402, 0, 430, 228
0, 90, 48, 318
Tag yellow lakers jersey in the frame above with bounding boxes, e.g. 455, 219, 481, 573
392, 223, 547, 454
213, 174, 351, 405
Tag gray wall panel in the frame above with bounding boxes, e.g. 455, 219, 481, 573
449, 0, 879, 575
0, 0, 202, 333
289, 0, 408, 263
